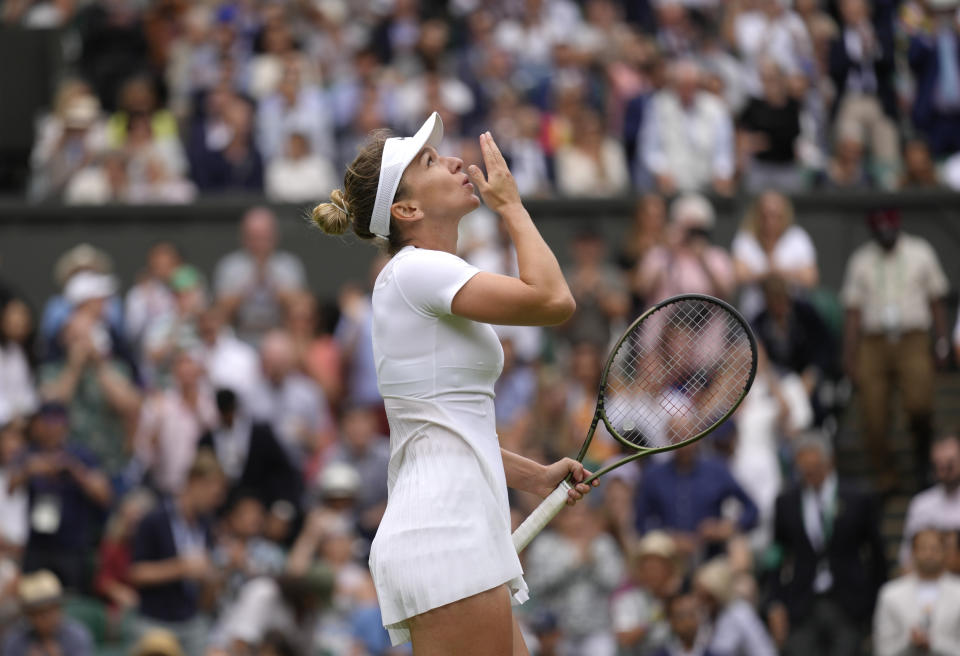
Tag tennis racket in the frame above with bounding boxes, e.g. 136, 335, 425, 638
512, 293, 758, 553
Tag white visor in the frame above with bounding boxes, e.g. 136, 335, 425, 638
370, 112, 444, 238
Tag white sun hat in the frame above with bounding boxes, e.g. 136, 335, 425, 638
64, 270, 117, 306
370, 112, 444, 238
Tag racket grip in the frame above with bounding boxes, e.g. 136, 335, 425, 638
512, 480, 573, 553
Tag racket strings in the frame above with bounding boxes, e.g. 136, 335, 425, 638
603, 299, 754, 449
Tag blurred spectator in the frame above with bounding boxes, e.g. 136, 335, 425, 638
560, 227, 630, 350
196, 307, 261, 402
618, 193, 667, 275
0, 570, 93, 656
829, 0, 901, 189
494, 337, 537, 453
900, 138, 942, 188
256, 60, 335, 165
106, 75, 185, 177
130, 628, 184, 656
730, 0, 814, 91
0, 298, 38, 422
199, 388, 303, 510
731, 191, 819, 320
125, 242, 181, 360
737, 60, 804, 193
141, 265, 207, 388
28, 82, 108, 201
323, 405, 389, 539
610, 531, 678, 655
640, 59, 735, 196
874, 528, 960, 656
38, 276, 142, 478
899, 435, 960, 568
825, 129, 872, 188
248, 330, 334, 467
63, 149, 132, 204
213, 567, 333, 655
9, 402, 112, 590
211, 495, 286, 612
635, 194, 736, 304
841, 209, 950, 491
213, 207, 306, 345
907, 5, 960, 158
555, 108, 630, 197
285, 293, 342, 413
499, 103, 552, 197
94, 488, 154, 614
525, 501, 624, 656
693, 557, 777, 656
649, 592, 717, 656
265, 132, 338, 202
767, 432, 887, 656
0, 419, 28, 561
334, 266, 384, 410
191, 94, 264, 193
132, 350, 216, 496
129, 453, 226, 656
635, 441, 759, 562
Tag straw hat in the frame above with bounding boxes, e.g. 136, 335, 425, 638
131, 628, 184, 656
18, 570, 63, 610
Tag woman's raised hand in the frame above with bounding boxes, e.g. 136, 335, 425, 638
466, 132, 522, 215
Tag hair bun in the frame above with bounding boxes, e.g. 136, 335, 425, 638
311, 189, 351, 236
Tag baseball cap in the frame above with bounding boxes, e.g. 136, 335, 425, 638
370, 112, 444, 238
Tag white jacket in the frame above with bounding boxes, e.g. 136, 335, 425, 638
873, 574, 960, 656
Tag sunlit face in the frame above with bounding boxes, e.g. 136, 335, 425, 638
393, 146, 480, 227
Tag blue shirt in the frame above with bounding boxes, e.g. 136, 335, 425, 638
1, 618, 93, 656
635, 455, 759, 535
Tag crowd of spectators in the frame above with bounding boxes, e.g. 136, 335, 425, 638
6, 0, 960, 202
0, 195, 958, 656
1, 1, 960, 656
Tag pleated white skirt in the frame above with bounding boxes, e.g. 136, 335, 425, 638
368, 427, 528, 645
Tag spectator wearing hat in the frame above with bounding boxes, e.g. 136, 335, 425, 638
198, 388, 303, 510
37, 274, 142, 478
8, 402, 112, 591
767, 432, 887, 656
213, 207, 306, 346
635, 194, 736, 306
128, 453, 226, 656
841, 209, 950, 492
874, 528, 960, 656
0, 570, 93, 656
610, 531, 679, 655
693, 557, 777, 656
39, 244, 124, 362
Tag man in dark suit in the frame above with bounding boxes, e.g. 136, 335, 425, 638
907, 5, 960, 157
767, 432, 887, 656
198, 388, 303, 509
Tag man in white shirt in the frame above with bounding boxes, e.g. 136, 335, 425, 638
639, 59, 735, 196
900, 435, 960, 568
875, 528, 960, 656
841, 210, 950, 493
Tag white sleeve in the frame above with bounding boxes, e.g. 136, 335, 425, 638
219, 578, 274, 645
394, 249, 481, 317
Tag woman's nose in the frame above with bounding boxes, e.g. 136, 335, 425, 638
447, 156, 463, 173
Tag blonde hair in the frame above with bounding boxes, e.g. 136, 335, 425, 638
311, 130, 409, 254
740, 190, 795, 237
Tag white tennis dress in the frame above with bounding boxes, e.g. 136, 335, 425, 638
368, 245, 529, 645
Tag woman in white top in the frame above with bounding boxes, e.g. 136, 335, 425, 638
311, 113, 595, 654
731, 190, 819, 320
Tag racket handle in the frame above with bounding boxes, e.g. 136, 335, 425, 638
512, 480, 573, 553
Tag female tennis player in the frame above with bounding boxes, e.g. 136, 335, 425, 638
312, 112, 596, 655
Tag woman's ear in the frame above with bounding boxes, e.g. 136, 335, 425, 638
390, 199, 422, 224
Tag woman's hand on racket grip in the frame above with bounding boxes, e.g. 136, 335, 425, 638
540, 458, 598, 506
466, 132, 521, 215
